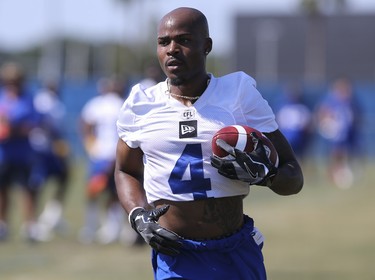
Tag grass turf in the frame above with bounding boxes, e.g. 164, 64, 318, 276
1, 160, 374, 280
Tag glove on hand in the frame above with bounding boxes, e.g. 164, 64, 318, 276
129, 205, 182, 256
211, 132, 277, 186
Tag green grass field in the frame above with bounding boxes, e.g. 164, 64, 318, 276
1, 160, 374, 280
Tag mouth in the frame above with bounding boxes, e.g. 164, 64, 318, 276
166, 58, 183, 69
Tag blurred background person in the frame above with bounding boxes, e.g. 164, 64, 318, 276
315, 77, 362, 189
30, 80, 71, 241
0, 62, 41, 241
78, 76, 131, 245
275, 83, 313, 163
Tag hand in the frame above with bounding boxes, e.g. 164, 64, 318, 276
129, 205, 182, 256
211, 132, 277, 186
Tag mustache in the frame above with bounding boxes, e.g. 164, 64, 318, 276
165, 57, 184, 67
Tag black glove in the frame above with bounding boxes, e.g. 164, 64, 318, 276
129, 205, 182, 256
211, 132, 277, 186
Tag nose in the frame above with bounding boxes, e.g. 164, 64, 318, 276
167, 40, 179, 55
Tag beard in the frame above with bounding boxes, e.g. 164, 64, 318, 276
169, 77, 185, 86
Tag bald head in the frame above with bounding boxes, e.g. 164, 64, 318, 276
159, 7, 210, 38
156, 7, 213, 86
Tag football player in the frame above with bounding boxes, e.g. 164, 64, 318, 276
115, 7, 303, 279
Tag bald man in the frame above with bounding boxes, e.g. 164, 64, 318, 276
115, 7, 303, 279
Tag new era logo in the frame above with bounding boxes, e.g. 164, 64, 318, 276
181, 125, 195, 135
179, 120, 197, 138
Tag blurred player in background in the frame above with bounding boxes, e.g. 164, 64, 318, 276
0, 62, 41, 241
115, 7, 303, 279
316, 77, 362, 189
30, 80, 71, 241
79, 76, 132, 244
275, 83, 313, 163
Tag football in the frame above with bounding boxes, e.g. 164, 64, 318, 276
211, 125, 279, 167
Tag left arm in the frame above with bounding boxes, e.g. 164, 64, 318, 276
264, 129, 304, 195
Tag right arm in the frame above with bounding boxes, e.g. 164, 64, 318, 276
114, 138, 148, 214
115, 138, 182, 255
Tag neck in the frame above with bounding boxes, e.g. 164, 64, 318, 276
166, 75, 210, 101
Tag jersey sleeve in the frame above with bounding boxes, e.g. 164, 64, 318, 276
238, 73, 278, 133
116, 87, 142, 148
117, 83, 162, 148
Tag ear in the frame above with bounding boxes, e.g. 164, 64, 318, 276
204, 37, 213, 55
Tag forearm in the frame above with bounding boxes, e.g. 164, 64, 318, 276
268, 160, 303, 195
115, 169, 182, 256
262, 130, 304, 195
115, 170, 149, 214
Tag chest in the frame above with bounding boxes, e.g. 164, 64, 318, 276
138, 104, 238, 159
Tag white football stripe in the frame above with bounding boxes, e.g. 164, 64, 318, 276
232, 125, 247, 151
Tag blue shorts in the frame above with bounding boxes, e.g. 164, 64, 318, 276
29, 152, 68, 188
152, 215, 266, 280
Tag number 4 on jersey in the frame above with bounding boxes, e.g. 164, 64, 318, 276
168, 144, 211, 199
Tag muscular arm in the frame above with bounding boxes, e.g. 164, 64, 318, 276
264, 129, 304, 195
114, 139, 148, 214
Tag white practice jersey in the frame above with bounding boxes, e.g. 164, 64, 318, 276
117, 72, 278, 204
82, 92, 124, 161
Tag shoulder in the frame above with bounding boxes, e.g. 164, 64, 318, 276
117, 82, 167, 146
212, 72, 277, 133
118, 81, 167, 121
125, 81, 166, 105
216, 71, 256, 87
209, 71, 259, 102
210, 71, 258, 98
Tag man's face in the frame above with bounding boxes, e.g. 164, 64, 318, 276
157, 14, 208, 85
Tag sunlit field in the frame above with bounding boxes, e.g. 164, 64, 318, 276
1, 159, 374, 280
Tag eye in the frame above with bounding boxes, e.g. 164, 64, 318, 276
158, 38, 169, 47
178, 37, 190, 44
181, 38, 190, 43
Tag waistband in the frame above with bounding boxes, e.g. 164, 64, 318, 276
181, 215, 255, 252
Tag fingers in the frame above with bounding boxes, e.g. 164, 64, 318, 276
210, 155, 238, 179
249, 132, 268, 159
216, 139, 236, 156
150, 240, 181, 256
250, 132, 260, 146
210, 155, 222, 168
251, 132, 265, 154
152, 204, 170, 220
151, 228, 182, 256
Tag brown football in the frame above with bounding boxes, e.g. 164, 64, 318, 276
212, 125, 279, 167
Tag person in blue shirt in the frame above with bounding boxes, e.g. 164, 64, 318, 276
0, 62, 41, 241
275, 84, 313, 162
31, 80, 71, 241
316, 77, 362, 188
